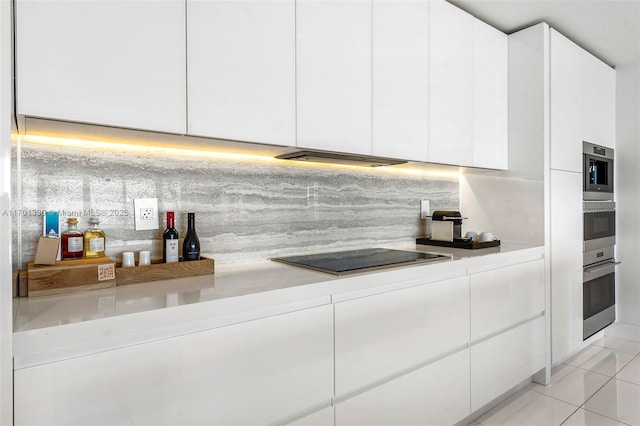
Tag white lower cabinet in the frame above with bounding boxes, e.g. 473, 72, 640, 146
334, 275, 469, 396
14, 251, 548, 426
469, 258, 546, 412
470, 259, 545, 341
470, 316, 545, 411
335, 349, 470, 426
14, 305, 334, 426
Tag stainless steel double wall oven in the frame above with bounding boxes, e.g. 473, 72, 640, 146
582, 142, 619, 340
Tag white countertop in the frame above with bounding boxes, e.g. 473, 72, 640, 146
13, 242, 543, 368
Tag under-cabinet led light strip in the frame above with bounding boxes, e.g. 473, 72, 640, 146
14, 133, 461, 179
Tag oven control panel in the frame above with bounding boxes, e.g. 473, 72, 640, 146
583, 201, 615, 212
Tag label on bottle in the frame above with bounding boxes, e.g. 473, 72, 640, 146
185, 249, 200, 260
89, 237, 105, 252
68, 236, 83, 252
165, 240, 179, 263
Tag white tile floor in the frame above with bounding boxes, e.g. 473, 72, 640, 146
473, 336, 640, 426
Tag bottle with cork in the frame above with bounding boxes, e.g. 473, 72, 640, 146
61, 217, 83, 259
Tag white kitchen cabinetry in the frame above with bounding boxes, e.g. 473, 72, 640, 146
371, 0, 429, 161
550, 169, 583, 364
550, 30, 586, 172
334, 275, 470, 424
550, 29, 616, 172
470, 258, 545, 341
334, 275, 469, 396
16, 0, 186, 134
469, 258, 546, 411
335, 349, 470, 426
296, 0, 371, 154
428, 0, 474, 166
187, 0, 296, 146
582, 51, 616, 149
429, 0, 508, 169
472, 19, 509, 170
14, 305, 333, 426
471, 316, 545, 411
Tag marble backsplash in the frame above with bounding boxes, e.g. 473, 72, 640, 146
11, 142, 459, 267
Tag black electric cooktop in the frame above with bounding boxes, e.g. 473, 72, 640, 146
272, 248, 450, 275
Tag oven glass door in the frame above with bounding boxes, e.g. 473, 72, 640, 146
583, 263, 616, 339
584, 210, 615, 250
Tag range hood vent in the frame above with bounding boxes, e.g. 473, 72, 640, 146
275, 150, 407, 167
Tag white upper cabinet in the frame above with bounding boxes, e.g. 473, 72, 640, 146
472, 19, 508, 170
550, 30, 585, 172
187, 0, 296, 146
582, 52, 616, 149
16, 0, 186, 134
372, 0, 429, 161
428, 0, 474, 166
550, 29, 616, 171
296, 0, 372, 154
429, 0, 508, 169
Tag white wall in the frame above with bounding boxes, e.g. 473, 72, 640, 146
0, 0, 13, 423
616, 62, 640, 328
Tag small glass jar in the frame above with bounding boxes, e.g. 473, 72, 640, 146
84, 216, 106, 258
61, 218, 83, 259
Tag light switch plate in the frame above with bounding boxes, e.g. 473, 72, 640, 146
134, 198, 159, 230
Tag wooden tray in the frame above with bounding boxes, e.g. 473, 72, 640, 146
27, 257, 117, 297
115, 257, 215, 286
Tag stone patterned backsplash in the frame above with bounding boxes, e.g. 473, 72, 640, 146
11, 142, 459, 267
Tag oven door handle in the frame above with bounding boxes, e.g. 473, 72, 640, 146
585, 261, 621, 274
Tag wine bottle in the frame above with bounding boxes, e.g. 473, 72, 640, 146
182, 213, 200, 261
163, 211, 179, 263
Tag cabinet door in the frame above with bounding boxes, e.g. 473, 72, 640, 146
335, 349, 470, 426
550, 30, 585, 172
472, 20, 508, 170
470, 259, 545, 341
14, 305, 333, 426
16, 0, 186, 134
471, 316, 545, 411
550, 170, 584, 364
335, 276, 469, 396
187, 0, 296, 146
296, 0, 371, 154
428, 0, 473, 166
582, 53, 616, 149
372, 0, 429, 161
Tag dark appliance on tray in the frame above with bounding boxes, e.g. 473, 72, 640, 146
271, 248, 450, 275
430, 210, 463, 242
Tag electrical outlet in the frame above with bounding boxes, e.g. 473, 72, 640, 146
420, 200, 430, 219
140, 208, 153, 220
134, 198, 159, 231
